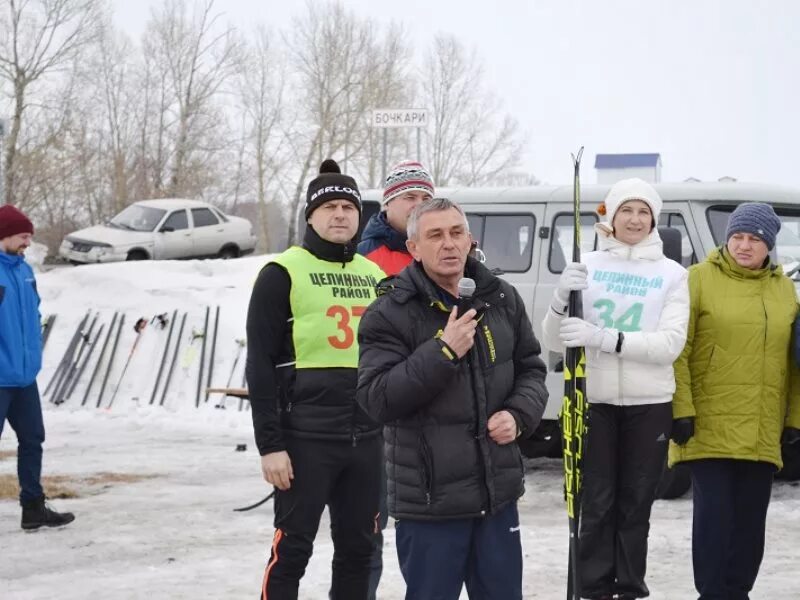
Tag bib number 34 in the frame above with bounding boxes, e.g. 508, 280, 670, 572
593, 299, 643, 332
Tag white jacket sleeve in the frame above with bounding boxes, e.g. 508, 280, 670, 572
541, 304, 567, 353
619, 269, 689, 365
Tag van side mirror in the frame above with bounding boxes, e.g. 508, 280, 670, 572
160, 226, 175, 233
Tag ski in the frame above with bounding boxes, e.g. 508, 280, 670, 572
149, 309, 178, 405
97, 314, 126, 408
55, 312, 100, 405
204, 305, 220, 404
562, 146, 588, 600
44, 311, 89, 399
195, 306, 210, 408
63, 322, 105, 403
82, 312, 118, 407
159, 312, 188, 407
41, 314, 57, 351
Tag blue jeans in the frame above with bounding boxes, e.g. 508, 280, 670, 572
395, 502, 522, 600
0, 383, 45, 503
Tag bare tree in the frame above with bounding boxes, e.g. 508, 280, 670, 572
0, 0, 102, 205
142, 0, 240, 197
283, 0, 412, 244
421, 34, 525, 187
235, 26, 287, 252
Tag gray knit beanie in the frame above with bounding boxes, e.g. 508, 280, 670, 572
726, 202, 781, 250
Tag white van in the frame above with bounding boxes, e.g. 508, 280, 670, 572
360, 181, 800, 483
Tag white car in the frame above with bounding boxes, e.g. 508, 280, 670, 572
59, 199, 257, 264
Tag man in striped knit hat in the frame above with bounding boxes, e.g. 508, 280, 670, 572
356, 160, 433, 599
358, 160, 434, 276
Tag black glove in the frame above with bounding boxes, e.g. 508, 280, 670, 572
671, 417, 695, 446
782, 427, 800, 445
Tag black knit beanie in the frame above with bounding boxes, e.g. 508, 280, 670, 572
305, 159, 361, 220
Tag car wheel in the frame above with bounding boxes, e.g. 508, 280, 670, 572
219, 246, 239, 260
126, 250, 148, 261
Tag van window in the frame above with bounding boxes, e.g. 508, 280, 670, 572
550, 213, 598, 273
708, 205, 800, 270
466, 214, 535, 273
658, 212, 697, 266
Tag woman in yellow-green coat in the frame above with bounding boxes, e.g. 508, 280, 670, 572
670, 202, 800, 600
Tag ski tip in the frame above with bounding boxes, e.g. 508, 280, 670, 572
571, 146, 585, 166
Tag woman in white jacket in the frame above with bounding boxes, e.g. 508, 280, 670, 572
542, 178, 689, 600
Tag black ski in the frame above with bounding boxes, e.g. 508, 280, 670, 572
195, 306, 210, 408
41, 314, 57, 351
563, 147, 588, 600
97, 314, 126, 408
149, 309, 178, 405
63, 322, 105, 403
82, 312, 118, 407
159, 312, 188, 407
55, 312, 100, 404
204, 306, 220, 404
44, 311, 89, 399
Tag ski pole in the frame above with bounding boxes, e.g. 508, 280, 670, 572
107, 317, 148, 409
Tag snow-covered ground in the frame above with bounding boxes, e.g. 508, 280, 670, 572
2, 257, 800, 599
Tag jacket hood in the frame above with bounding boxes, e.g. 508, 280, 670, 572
0, 251, 24, 267
360, 211, 408, 253
707, 245, 782, 281
594, 225, 665, 261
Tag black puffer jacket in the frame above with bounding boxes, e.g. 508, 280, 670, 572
357, 258, 548, 520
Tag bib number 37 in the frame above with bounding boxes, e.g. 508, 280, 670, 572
327, 305, 367, 349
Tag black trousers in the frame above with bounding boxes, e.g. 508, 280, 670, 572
578, 402, 672, 599
259, 435, 382, 600
688, 459, 774, 600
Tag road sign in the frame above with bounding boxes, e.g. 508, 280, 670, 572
371, 109, 428, 128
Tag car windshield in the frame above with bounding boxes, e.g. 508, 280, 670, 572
109, 205, 167, 232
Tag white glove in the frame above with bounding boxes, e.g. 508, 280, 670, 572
552, 262, 588, 314
560, 317, 617, 353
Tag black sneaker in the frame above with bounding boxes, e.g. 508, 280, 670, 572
21, 496, 75, 530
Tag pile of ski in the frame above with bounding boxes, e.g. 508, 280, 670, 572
562, 147, 588, 600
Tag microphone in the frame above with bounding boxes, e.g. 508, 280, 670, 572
457, 277, 476, 318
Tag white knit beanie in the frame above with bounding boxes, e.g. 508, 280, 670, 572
600, 178, 663, 227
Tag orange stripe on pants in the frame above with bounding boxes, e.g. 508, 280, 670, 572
261, 529, 284, 600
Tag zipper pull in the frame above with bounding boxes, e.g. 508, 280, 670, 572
352, 433, 357, 447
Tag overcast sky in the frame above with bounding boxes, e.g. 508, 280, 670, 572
113, 0, 800, 186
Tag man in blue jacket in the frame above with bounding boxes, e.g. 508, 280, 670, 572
0, 205, 74, 530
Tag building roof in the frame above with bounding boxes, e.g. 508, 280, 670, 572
594, 153, 661, 169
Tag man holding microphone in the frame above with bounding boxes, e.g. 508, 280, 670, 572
357, 198, 548, 600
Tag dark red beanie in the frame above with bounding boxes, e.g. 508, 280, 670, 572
0, 205, 34, 240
